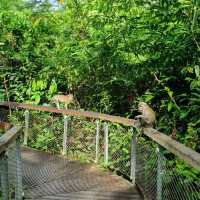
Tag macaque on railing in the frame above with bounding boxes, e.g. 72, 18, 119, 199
135, 102, 156, 128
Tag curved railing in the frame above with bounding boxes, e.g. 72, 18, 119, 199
0, 123, 22, 200
0, 125, 21, 154
0, 101, 135, 126
1, 102, 199, 170
0, 101, 200, 200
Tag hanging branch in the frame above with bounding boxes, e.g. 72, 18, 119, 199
153, 73, 180, 111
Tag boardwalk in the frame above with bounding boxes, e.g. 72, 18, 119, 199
22, 147, 143, 200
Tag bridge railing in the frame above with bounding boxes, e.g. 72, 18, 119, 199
0, 123, 23, 200
135, 132, 200, 200
0, 101, 200, 200
6, 104, 133, 177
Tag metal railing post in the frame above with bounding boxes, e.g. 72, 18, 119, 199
0, 152, 9, 200
104, 122, 109, 166
156, 146, 163, 200
130, 128, 137, 184
24, 110, 29, 145
95, 120, 100, 163
62, 115, 69, 155
15, 137, 23, 200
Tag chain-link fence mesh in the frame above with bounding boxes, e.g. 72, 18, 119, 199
108, 124, 132, 178
0, 137, 23, 200
7, 109, 135, 199
10, 109, 104, 162
162, 157, 200, 200
10, 109, 134, 176
136, 136, 200, 200
2, 108, 200, 200
136, 138, 158, 199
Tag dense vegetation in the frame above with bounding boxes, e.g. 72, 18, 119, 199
0, 0, 199, 151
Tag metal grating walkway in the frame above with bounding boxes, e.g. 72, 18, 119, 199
21, 147, 143, 200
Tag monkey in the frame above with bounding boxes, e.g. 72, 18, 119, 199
135, 102, 156, 128
51, 94, 74, 109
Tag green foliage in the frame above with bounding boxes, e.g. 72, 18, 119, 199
0, 0, 23, 11
1, 0, 200, 188
109, 124, 132, 175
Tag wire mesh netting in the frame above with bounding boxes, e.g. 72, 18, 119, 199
0, 138, 23, 200
108, 124, 132, 178
136, 137, 200, 200
10, 109, 100, 160
162, 158, 200, 200
1, 108, 200, 200
136, 138, 158, 199
6, 109, 136, 199
10, 109, 133, 178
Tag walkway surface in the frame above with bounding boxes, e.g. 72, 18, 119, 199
21, 147, 143, 200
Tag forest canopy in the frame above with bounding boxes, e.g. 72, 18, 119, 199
0, 0, 200, 152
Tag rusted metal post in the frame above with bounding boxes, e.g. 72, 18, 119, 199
156, 146, 163, 200
130, 128, 137, 184
95, 120, 100, 163
62, 115, 69, 155
15, 137, 23, 200
0, 152, 9, 200
104, 122, 109, 166
23, 110, 29, 146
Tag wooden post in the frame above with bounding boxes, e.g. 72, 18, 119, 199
62, 115, 69, 155
95, 120, 100, 163
15, 137, 23, 200
0, 152, 9, 200
156, 146, 163, 200
130, 128, 137, 184
104, 122, 109, 166
23, 110, 29, 145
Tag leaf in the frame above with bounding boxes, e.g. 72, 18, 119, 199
167, 102, 173, 112
180, 110, 190, 119
31, 94, 41, 104
194, 65, 199, 78
49, 79, 57, 95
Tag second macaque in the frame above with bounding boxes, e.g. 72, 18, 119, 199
51, 94, 74, 109
135, 102, 156, 128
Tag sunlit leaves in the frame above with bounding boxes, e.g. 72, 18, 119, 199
49, 79, 58, 95
194, 65, 200, 77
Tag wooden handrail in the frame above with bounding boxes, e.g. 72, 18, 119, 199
144, 128, 200, 171
0, 126, 22, 154
0, 101, 136, 126
1, 101, 200, 170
